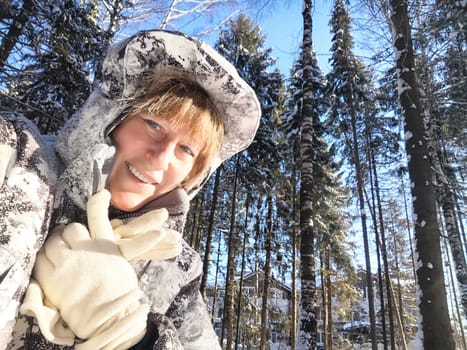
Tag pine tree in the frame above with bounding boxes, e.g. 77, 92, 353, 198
207, 14, 284, 348
284, 41, 354, 350
0, 0, 37, 70
384, 199, 418, 345
417, 0, 467, 317
389, 0, 455, 348
290, 0, 355, 348
0, 0, 114, 133
296, 0, 318, 347
326, 0, 379, 347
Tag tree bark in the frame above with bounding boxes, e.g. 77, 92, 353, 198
189, 196, 202, 250
390, 0, 454, 348
298, 0, 318, 348
392, 227, 407, 347
211, 228, 223, 323
443, 237, 467, 350
347, 93, 377, 349
371, 150, 395, 349
200, 167, 221, 296
437, 161, 467, 316
222, 156, 240, 350
259, 195, 273, 350
366, 167, 388, 349
291, 168, 298, 350
324, 249, 333, 350
234, 193, 250, 350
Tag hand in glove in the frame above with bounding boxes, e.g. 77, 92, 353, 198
83, 188, 182, 261
110, 209, 182, 261
20, 190, 150, 350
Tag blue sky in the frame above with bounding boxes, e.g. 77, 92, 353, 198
127, 1, 334, 76
256, 1, 334, 75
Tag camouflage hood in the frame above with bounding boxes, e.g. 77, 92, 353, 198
53, 30, 261, 214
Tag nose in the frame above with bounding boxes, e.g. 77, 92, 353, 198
146, 140, 176, 170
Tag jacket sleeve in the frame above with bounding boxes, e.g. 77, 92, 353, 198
129, 269, 221, 350
0, 113, 55, 350
149, 275, 221, 350
168, 275, 221, 350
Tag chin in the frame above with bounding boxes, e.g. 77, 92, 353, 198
110, 193, 148, 212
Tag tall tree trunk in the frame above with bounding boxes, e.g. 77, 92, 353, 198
253, 206, 261, 347
392, 224, 407, 346
211, 234, 222, 322
416, 0, 467, 315
389, 1, 454, 348
222, 156, 240, 350
388, 279, 408, 350
366, 171, 387, 349
443, 236, 467, 350
347, 99, 377, 348
437, 161, 467, 315
319, 255, 327, 350
234, 193, 250, 350
398, 170, 417, 281
260, 195, 273, 350
189, 196, 202, 251
298, 0, 318, 348
234, 256, 244, 350
323, 249, 333, 350
291, 168, 298, 350
201, 167, 221, 296
371, 151, 395, 349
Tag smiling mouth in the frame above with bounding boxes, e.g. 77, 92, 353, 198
127, 162, 154, 184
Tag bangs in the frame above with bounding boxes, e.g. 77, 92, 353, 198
145, 95, 221, 151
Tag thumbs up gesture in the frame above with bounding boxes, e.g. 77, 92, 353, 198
20, 190, 152, 350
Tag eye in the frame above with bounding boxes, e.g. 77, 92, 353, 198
180, 145, 195, 157
145, 119, 161, 131
143, 118, 164, 139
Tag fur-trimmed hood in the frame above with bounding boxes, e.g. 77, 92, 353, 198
53, 30, 261, 216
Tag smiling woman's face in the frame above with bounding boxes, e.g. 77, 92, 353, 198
105, 111, 199, 212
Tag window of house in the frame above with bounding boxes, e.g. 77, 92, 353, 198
270, 288, 283, 299
243, 286, 255, 297
271, 331, 277, 344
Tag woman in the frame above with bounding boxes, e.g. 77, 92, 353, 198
6, 30, 261, 349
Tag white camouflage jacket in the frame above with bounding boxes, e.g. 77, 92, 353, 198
0, 111, 220, 350
0, 112, 55, 349
3, 29, 260, 350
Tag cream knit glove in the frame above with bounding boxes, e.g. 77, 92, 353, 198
20, 190, 150, 350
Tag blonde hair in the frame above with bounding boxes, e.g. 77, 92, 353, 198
128, 68, 224, 190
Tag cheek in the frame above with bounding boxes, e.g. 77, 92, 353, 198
166, 160, 190, 184
179, 161, 196, 182
113, 118, 147, 146
114, 129, 147, 156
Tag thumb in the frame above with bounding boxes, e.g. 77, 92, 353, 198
86, 189, 114, 240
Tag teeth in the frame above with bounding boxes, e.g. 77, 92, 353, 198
127, 163, 153, 184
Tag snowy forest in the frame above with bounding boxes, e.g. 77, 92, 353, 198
0, 0, 465, 349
